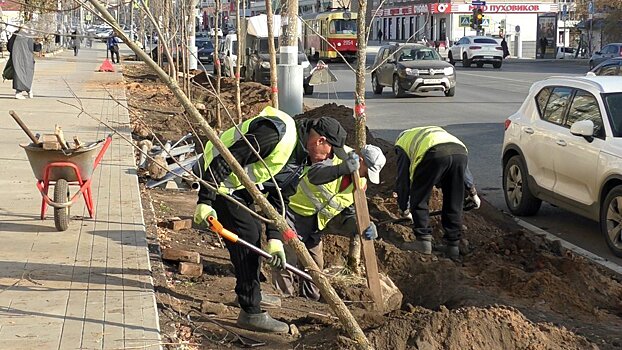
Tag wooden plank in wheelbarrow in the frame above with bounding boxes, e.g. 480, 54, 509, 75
41, 134, 61, 150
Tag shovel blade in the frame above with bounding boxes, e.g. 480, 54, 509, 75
308, 61, 338, 85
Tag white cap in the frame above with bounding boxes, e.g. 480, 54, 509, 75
361, 145, 386, 184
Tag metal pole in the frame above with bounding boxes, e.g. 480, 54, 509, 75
189, 0, 198, 70
277, 0, 303, 116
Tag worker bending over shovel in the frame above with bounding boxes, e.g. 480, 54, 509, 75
273, 144, 386, 300
193, 106, 348, 333
394, 126, 480, 259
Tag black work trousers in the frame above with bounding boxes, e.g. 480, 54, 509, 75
410, 152, 467, 242
213, 195, 264, 314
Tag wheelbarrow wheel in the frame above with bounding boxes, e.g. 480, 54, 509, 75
54, 179, 70, 231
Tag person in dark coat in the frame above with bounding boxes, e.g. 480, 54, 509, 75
107, 34, 120, 63
70, 29, 80, 56
7, 27, 35, 99
539, 37, 547, 58
501, 37, 510, 58
377, 28, 383, 43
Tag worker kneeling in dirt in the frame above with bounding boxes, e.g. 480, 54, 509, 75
193, 107, 347, 333
394, 126, 480, 259
273, 144, 386, 301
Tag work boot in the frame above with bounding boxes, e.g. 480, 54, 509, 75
402, 236, 432, 255
235, 292, 281, 309
438, 241, 460, 260
236, 310, 289, 333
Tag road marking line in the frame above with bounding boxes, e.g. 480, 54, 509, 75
458, 71, 535, 84
514, 217, 622, 276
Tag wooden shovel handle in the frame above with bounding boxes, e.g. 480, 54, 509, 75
9, 110, 40, 145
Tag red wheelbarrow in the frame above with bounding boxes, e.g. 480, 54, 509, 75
21, 135, 112, 231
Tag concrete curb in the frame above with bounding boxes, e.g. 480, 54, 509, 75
505, 58, 589, 66
514, 217, 622, 276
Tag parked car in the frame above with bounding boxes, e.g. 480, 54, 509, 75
588, 58, 622, 76
502, 76, 622, 257
95, 29, 113, 41
371, 43, 456, 98
196, 37, 214, 63
589, 43, 622, 69
448, 36, 504, 68
556, 46, 576, 59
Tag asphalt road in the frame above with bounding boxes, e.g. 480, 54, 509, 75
304, 58, 622, 267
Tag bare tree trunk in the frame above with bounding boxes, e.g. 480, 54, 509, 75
87, 1, 372, 348
214, 0, 222, 129
235, 0, 243, 123
347, 0, 369, 274
265, 0, 278, 109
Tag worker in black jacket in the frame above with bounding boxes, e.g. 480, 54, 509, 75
394, 126, 480, 259
193, 106, 347, 333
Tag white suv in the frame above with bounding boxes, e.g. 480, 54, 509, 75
502, 76, 622, 257
449, 36, 503, 69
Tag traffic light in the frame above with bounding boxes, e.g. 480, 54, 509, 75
476, 8, 484, 27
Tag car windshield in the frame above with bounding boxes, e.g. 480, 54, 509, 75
329, 19, 357, 34
474, 38, 498, 44
259, 38, 303, 53
197, 40, 213, 49
397, 47, 440, 61
604, 93, 622, 137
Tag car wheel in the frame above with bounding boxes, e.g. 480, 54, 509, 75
503, 155, 542, 216
600, 185, 622, 257
462, 53, 471, 68
476, 63, 484, 68
444, 87, 455, 97
493, 62, 502, 69
392, 75, 405, 98
372, 74, 383, 94
303, 83, 314, 95
448, 52, 455, 66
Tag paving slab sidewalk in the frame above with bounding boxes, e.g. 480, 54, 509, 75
0, 43, 161, 349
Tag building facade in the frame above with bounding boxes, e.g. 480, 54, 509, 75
369, 0, 559, 58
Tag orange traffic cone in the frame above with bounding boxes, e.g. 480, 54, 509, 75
98, 59, 115, 72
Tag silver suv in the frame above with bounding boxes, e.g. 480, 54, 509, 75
502, 76, 622, 257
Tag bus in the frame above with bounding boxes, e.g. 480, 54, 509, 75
302, 9, 357, 62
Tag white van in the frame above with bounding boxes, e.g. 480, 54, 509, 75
221, 33, 237, 78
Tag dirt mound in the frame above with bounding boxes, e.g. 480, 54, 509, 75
357, 306, 597, 350
192, 72, 272, 130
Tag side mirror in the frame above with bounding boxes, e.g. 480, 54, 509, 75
454, 41, 459, 46
387, 57, 396, 63
570, 120, 595, 140
595, 51, 602, 55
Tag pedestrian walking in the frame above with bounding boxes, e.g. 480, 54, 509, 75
394, 126, 480, 259
107, 34, 120, 64
193, 106, 348, 333
539, 37, 547, 59
272, 144, 386, 301
7, 27, 35, 99
70, 29, 80, 56
377, 28, 383, 43
501, 37, 510, 58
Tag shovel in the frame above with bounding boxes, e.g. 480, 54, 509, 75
207, 216, 314, 282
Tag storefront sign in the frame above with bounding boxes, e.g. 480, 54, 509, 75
380, 3, 429, 17
449, 3, 559, 13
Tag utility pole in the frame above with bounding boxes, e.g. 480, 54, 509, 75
189, 0, 198, 70
278, 0, 303, 116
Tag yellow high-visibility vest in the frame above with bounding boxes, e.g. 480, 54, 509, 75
201, 106, 297, 192
395, 126, 466, 181
289, 146, 366, 230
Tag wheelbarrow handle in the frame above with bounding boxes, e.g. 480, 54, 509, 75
92, 135, 113, 170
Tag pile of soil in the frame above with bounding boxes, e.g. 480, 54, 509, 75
123, 74, 622, 349
123, 64, 271, 142
191, 71, 272, 130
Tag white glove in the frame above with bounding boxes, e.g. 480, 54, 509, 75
469, 193, 481, 210
398, 208, 413, 222
338, 151, 360, 174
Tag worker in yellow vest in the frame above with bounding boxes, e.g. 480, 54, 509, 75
273, 145, 386, 300
394, 126, 480, 259
193, 106, 347, 333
